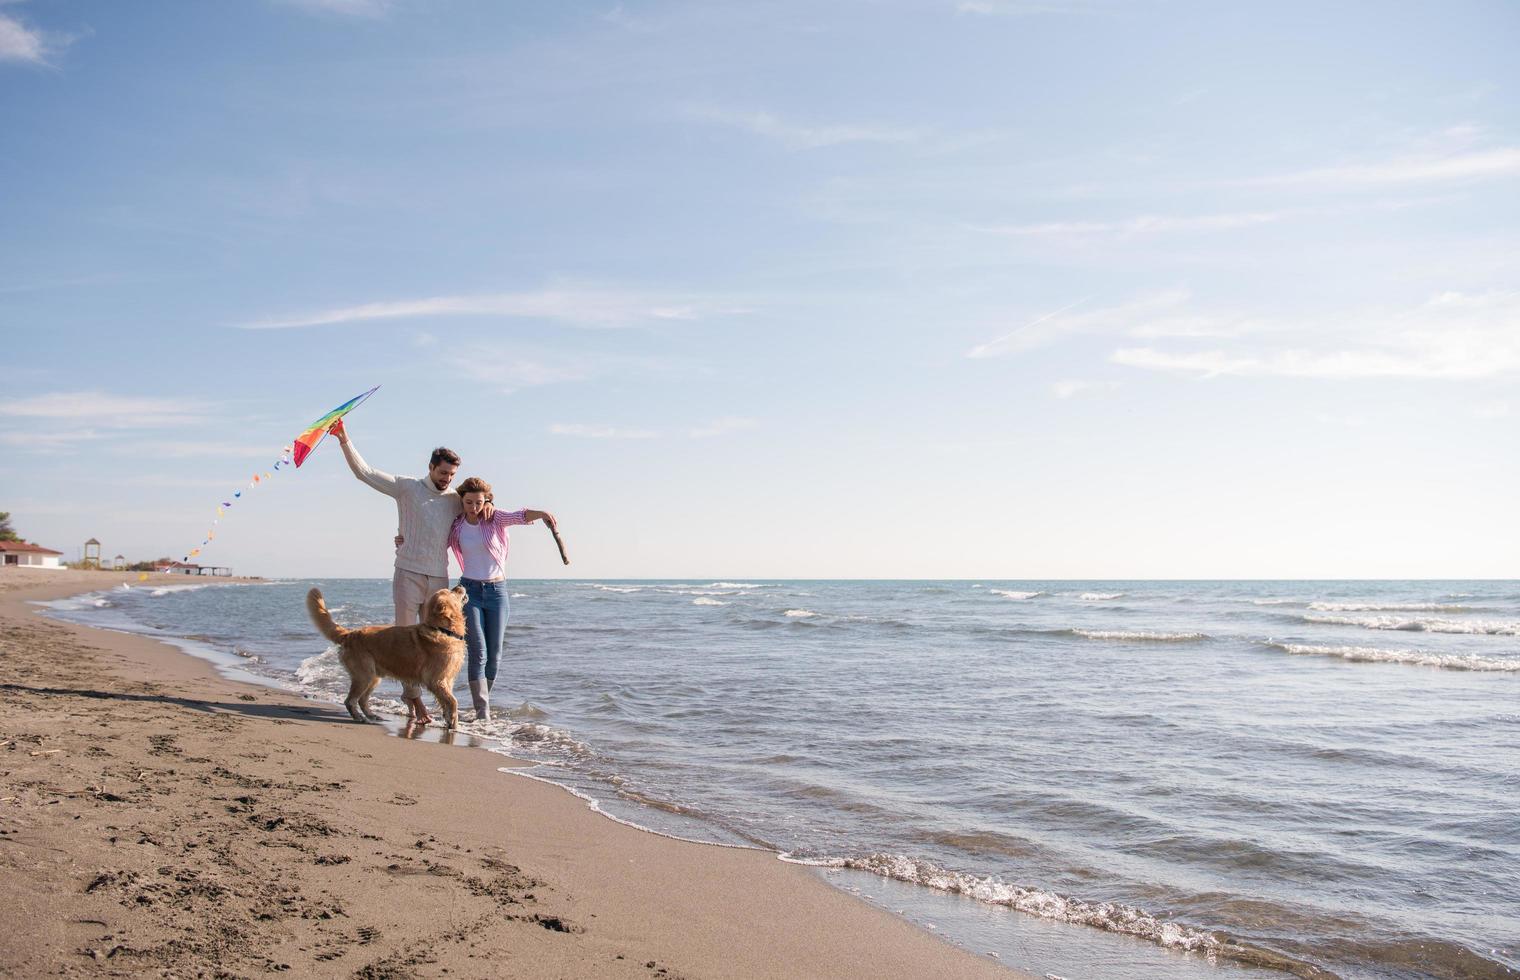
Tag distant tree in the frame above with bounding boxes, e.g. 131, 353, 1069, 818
0, 512, 20, 542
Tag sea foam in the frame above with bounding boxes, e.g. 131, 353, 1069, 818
800, 852, 1233, 956
1307, 601, 1474, 613
1304, 613, 1520, 636
1266, 641, 1520, 672
1073, 629, 1207, 642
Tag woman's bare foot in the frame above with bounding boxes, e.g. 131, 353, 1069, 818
409, 696, 434, 725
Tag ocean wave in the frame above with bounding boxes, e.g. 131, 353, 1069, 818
1307, 601, 1476, 613
1078, 592, 1124, 601
708, 582, 765, 589
586, 584, 644, 594
147, 583, 215, 595
1265, 641, 1520, 672
990, 589, 1043, 599
295, 647, 347, 690
1073, 629, 1208, 642
692, 597, 728, 606
783, 609, 817, 618
1304, 613, 1520, 636
1251, 598, 1300, 606
797, 853, 1282, 964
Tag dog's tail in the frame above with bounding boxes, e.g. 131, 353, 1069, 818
306, 588, 348, 644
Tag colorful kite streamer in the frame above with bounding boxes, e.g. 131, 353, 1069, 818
179, 387, 379, 562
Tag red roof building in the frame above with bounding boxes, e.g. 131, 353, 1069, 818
0, 540, 65, 569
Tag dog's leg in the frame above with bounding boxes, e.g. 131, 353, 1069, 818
427, 681, 460, 731
344, 667, 373, 723
359, 676, 383, 722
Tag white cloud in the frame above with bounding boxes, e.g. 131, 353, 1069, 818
969, 291, 1209, 359
684, 104, 922, 150
972, 289, 1520, 381
1472, 400, 1510, 420
973, 210, 1284, 238
1237, 147, 1520, 189
1051, 380, 1118, 399
274, 0, 392, 17
955, 1, 1113, 15
0, 391, 205, 427
689, 416, 758, 438
549, 424, 659, 440
1109, 291, 1520, 380
241, 285, 749, 330
442, 350, 601, 394
0, 8, 52, 64
0, 428, 103, 451
107, 441, 290, 459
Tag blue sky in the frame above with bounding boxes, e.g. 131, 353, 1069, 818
2, 0, 1516, 579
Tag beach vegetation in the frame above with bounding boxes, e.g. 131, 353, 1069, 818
0, 512, 20, 542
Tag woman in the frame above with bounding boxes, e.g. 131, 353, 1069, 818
447, 476, 557, 722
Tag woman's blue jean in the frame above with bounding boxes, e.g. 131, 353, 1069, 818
460, 578, 509, 684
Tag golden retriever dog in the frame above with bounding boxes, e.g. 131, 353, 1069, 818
306, 586, 468, 730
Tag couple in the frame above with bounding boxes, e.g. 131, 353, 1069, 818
330, 419, 556, 725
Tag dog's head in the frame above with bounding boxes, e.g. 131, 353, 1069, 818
422, 586, 468, 637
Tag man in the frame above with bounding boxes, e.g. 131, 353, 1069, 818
329, 418, 489, 724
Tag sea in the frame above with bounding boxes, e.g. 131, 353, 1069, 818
37, 579, 1520, 980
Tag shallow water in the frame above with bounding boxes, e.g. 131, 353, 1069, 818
41, 579, 1520, 979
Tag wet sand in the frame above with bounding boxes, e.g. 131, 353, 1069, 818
0, 568, 1025, 979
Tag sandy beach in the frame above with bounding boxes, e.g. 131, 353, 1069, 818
0, 569, 1024, 979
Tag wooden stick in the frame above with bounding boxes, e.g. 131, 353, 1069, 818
546, 524, 570, 565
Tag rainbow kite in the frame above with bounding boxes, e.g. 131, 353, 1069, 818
292, 385, 380, 467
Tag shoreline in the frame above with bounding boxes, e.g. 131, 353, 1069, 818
0, 568, 1027, 979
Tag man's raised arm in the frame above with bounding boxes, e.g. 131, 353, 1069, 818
330, 420, 399, 498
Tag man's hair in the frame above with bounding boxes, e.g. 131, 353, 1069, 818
456, 476, 493, 501
430, 447, 461, 468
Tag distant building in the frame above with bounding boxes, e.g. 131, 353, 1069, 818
112, 554, 127, 570
150, 560, 231, 576
0, 541, 65, 569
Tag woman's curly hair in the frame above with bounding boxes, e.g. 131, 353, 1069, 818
456, 476, 493, 502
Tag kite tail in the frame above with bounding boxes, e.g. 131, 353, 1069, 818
305, 588, 349, 644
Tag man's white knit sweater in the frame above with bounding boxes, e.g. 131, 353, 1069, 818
340, 438, 461, 579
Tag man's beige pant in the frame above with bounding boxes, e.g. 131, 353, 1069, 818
393, 568, 448, 699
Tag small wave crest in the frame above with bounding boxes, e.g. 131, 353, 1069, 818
1266, 641, 1520, 672
1304, 613, 1520, 636
804, 853, 1238, 957
990, 589, 1043, 599
783, 609, 817, 618
1308, 601, 1475, 613
1073, 629, 1208, 642
1077, 592, 1125, 601
692, 597, 728, 606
